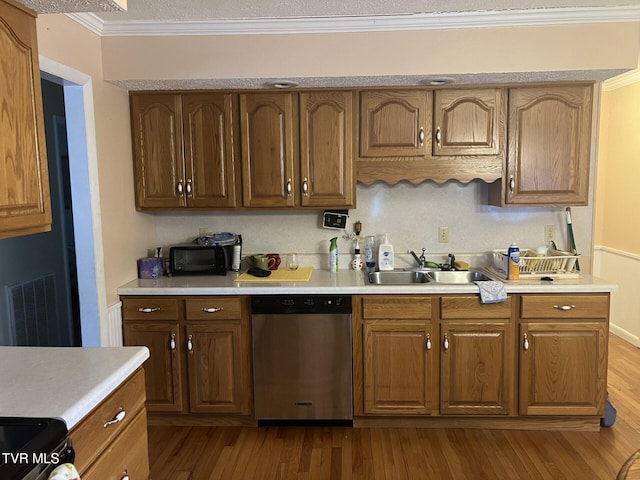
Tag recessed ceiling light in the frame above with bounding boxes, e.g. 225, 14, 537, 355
264, 80, 299, 89
422, 77, 455, 86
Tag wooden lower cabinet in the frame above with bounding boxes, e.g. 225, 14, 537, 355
439, 296, 514, 415
71, 368, 149, 480
356, 293, 610, 426
356, 296, 436, 416
121, 296, 252, 419
518, 294, 609, 416
363, 321, 434, 415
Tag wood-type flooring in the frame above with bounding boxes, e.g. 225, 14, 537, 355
148, 333, 640, 479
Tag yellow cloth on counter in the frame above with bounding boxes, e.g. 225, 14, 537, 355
235, 266, 314, 282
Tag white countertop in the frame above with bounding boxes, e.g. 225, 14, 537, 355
0, 346, 149, 429
117, 268, 618, 295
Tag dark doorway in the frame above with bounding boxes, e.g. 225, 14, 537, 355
0, 79, 81, 346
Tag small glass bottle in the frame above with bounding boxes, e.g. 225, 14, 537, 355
364, 235, 376, 270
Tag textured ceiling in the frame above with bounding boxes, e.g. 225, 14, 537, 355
20, 0, 640, 19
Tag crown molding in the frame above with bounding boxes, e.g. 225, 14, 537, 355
602, 69, 640, 91
67, 6, 640, 37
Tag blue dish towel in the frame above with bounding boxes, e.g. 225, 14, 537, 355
475, 281, 507, 304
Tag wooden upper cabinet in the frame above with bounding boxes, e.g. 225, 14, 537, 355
299, 91, 355, 208
433, 88, 505, 156
240, 92, 297, 208
0, 0, 51, 238
131, 92, 238, 209
182, 93, 238, 208
359, 90, 430, 158
493, 85, 593, 206
131, 94, 184, 208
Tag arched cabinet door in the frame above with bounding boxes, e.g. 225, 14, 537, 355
0, 1, 51, 238
240, 92, 297, 208
505, 85, 592, 206
433, 88, 505, 157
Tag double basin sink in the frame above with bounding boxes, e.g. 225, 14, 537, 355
367, 269, 493, 285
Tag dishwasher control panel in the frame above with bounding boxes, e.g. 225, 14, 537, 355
251, 295, 352, 315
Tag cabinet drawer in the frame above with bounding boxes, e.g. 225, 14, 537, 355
441, 296, 512, 319
122, 297, 179, 320
362, 296, 432, 320
81, 409, 149, 480
520, 295, 609, 319
71, 368, 146, 474
186, 296, 243, 320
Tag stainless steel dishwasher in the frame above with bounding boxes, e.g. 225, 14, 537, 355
251, 295, 353, 422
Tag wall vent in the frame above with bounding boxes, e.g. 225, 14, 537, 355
7, 274, 62, 346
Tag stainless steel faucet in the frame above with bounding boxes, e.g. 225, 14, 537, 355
409, 248, 427, 269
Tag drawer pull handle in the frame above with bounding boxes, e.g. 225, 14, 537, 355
435, 127, 441, 146
104, 407, 126, 428
523, 333, 529, 351
138, 307, 160, 313
187, 334, 193, 352
286, 178, 292, 196
302, 177, 309, 195
425, 333, 431, 351
553, 304, 576, 311
509, 176, 515, 192
169, 333, 176, 351
202, 307, 224, 314
121, 470, 129, 480
418, 127, 425, 146
443, 333, 449, 352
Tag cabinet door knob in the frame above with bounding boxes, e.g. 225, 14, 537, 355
187, 334, 193, 352
138, 307, 160, 313
302, 177, 309, 195
443, 333, 449, 351
286, 178, 292, 196
425, 333, 431, 351
169, 333, 176, 351
523, 333, 529, 351
553, 304, 576, 311
177, 180, 184, 195
509, 176, 515, 192
435, 127, 441, 146
103, 407, 126, 428
120, 470, 129, 480
202, 307, 223, 313
186, 178, 193, 196
418, 127, 425, 146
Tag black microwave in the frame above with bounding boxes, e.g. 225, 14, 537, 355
169, 244, 233, 276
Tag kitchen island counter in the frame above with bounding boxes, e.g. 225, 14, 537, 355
118, 268, 617, 295
0, 346, 149, 428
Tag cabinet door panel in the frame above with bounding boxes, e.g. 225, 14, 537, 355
183, 93, 237, 207
363, 321, 433, 415
186, 323, 249, 414
131, 94, 184, 208
300, 91, 355, 207
440, 322, 513, 415
506, 86, 592, 205
433, 88, 505, 156
240, 93, 296, 207
0, 2, 51, 237
359, 90, 430, 158
519, 322, 607, 416
123, 322, 184, 412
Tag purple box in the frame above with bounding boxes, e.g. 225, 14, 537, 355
137, 257, 164, 279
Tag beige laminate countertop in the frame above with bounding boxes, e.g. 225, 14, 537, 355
0, 346, 149, 429
117, 268, 618, 295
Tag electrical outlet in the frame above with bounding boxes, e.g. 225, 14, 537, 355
438, 226, 450, 243
544, 225, 556, 242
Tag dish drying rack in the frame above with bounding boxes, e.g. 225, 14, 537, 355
490, 249, 580, 279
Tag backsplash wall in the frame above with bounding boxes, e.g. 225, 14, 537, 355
153, 181, 594, 272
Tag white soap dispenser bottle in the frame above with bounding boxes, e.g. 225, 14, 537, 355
378, 233, 395, 271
